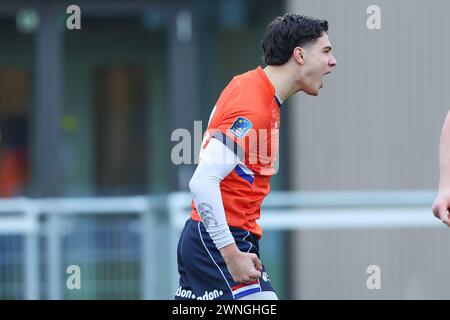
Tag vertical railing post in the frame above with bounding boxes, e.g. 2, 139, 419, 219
23, 200, 40, 300
47, 209, 62, 300
140, 197, 156, 299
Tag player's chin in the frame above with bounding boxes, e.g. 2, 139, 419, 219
305, 88, 320, 96
304, 83, 321, 96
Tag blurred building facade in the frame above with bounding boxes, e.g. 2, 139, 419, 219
0, 0, 288, 299
286, 0, 450, 299
0, 0, 285, 198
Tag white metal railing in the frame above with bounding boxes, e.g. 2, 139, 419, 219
0, 196, 157, 300
0, 198, 40, 300
166, 190, 442, 294
0, 191, 444, 300
167, 190, 441, 230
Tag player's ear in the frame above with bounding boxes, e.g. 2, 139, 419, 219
293, 47, 306, 65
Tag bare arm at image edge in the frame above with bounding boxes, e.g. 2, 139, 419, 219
432, 111, 450, 226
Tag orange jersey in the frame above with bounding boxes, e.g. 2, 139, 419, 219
191, 66, 281, 239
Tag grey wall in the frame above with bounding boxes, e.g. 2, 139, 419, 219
292, 227, 450, 299
285, 0, 450, 299
287, 0, 450, 190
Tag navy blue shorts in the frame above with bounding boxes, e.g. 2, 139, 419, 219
175, 218, 275, 300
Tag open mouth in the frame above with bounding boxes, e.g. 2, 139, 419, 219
320, 71, 332, 88
320, 72, 331, 88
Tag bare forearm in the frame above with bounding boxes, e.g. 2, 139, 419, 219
219, 243, 240, 261
439, 111, 450, 190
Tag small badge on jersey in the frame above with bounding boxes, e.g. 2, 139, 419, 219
229, 116, 253, 139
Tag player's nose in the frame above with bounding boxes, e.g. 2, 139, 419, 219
329, 53, 337, 67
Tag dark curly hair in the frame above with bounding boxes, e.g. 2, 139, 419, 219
261, 14, 329, 66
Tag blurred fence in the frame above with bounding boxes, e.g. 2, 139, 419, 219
0, 191, 444, 299
0, 196, 170, 299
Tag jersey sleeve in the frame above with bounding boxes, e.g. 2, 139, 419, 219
211, 106, 269, 162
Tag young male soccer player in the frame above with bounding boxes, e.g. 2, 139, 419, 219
432, 111, 450, 227
175, 14, 337, 300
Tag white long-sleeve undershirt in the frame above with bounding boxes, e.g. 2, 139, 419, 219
188, 137, 240, 250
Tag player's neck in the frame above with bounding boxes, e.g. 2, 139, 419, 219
263, 65, 298, 102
